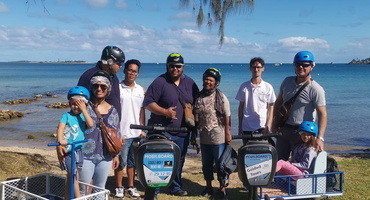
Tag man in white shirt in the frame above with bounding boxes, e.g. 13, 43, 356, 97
235, 57, 276, 145
114, 59, 146, 199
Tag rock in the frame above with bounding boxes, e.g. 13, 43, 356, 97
47, 102, 69, 109
45, 92, 52, 97
3, 98, 37, 105
35, 94, 43, 99
27, 135, 36, 139
0, 110, 25, 121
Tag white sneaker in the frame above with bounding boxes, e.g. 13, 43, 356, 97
115, 187, 125, 198
125, 187, 140, 199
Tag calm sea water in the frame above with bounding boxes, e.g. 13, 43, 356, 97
1, 62, 369, 150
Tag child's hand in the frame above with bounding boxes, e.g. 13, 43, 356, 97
58, 140, 68, 146
76, 99, 87, 111
56, 146, 68, 162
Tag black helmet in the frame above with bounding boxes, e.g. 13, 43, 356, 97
101, 45, 125, 64
203, 68, 221, 83
166, 53, 184, 64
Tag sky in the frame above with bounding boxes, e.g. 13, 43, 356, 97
1, 0, 370, 63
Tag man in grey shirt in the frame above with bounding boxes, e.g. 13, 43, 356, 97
272, 51, 327, 161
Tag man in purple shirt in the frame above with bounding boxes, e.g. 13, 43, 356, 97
143, 53, 199, 197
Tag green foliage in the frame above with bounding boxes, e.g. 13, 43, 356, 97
181, 0, 254, 46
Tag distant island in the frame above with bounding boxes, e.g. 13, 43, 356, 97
348, 58, 370, 64
10, 60, 89, 63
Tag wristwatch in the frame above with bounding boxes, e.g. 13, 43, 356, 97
318, 136, 325, 142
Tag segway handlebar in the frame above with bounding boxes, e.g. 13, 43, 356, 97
130, 124, 188, 133
232, 132, 282, 140
48, 139, 89, 146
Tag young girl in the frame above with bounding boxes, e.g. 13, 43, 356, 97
275, 121, 318, 178
56, 86, 94, 199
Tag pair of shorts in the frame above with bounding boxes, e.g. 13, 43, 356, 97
59, 150, 84, 171
118, 137, 141, 169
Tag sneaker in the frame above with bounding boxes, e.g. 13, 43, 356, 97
125, 187, 141, 199
200, 187, 214, 197
115, 187, 124, 198
172, 190, 188, 196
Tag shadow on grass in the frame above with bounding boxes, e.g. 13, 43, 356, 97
105, 175, 249, 199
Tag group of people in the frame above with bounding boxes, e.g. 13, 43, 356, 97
55, 45, 327, 200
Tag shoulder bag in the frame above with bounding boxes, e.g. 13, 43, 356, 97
176, 87, 195, 128
92, 104, 122, 156
275, 79, 311, 127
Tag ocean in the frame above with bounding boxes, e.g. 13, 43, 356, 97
0, 62, 369, 150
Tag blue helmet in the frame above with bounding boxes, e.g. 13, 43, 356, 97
298, 121, 318, 137
67, 86, 90, 100
294, 51, 315, 63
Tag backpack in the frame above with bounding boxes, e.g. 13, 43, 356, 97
326, 156, 339, 190
217, 144, 238, 187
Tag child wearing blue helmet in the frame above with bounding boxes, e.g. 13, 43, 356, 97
56, 86, 94, 199
275, 121, 318, 178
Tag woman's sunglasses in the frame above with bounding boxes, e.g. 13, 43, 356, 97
92, 84, 108, 91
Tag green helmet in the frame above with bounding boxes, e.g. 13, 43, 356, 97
203, 68, 221, 83
166, 53, 184, 64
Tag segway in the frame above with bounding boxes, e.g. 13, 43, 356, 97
48, 139, 88, 200
130, 124, 187, 200
232, 132, 282, 200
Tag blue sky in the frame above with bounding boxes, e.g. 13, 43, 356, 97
1, 0, 370, 63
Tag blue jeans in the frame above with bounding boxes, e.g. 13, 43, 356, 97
78, 158, 112, 195
201, 143, 226, 182
118, 137, 138, 169
151, 132, 189, 194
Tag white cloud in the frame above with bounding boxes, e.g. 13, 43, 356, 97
0, 1, 9, 13
82, 0, 109, 8
115, 0, 127, 9
277, 37, 330, 51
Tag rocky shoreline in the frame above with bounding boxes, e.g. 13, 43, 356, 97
1, 93, 67, 121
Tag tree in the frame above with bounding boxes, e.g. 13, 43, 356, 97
180, 0, 254, 46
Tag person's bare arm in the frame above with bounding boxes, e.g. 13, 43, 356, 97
264, 103, 274, 133
238, 102, 244, 135
271, 93, 283, 133
315, 105, 327, 151
225, 116, 232, 144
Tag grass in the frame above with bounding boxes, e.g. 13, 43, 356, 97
0, 151, 369, 200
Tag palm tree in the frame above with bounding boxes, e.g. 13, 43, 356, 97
180, 0, 254, 46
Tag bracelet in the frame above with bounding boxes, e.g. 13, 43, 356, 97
317, 136, 325, 142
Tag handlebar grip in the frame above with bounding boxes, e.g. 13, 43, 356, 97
130, 124, 188, 133
48, 142, 60, 147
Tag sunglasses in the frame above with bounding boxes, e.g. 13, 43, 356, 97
92, 84, 108, 91
168, 64, 184, 69
294, 63, 311, 68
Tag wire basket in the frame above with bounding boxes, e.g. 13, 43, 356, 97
258, 171, 344, 199
0, 173, 109, 200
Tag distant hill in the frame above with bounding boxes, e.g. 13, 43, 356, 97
348, 58, 370, 64
11, 60, 88, 63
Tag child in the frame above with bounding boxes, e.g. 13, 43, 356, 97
56, 86, 94, 199
275, 121, 318, 178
